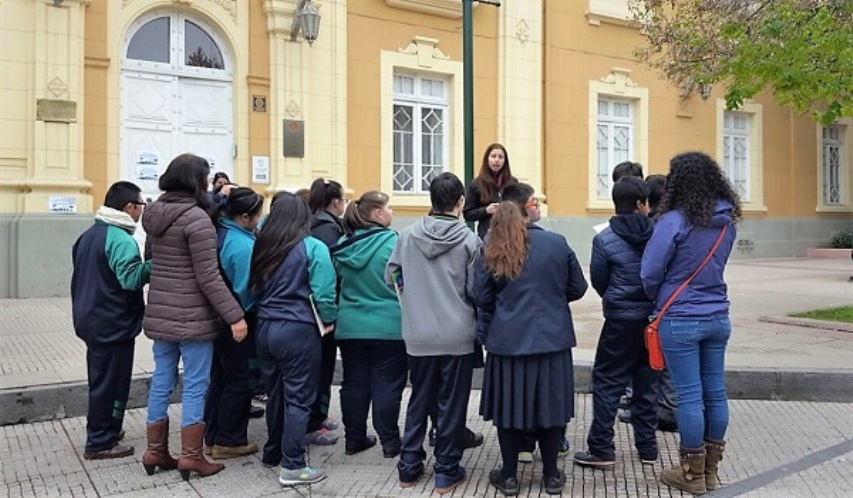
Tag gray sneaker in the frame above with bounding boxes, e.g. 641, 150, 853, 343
279, 466, 326, 486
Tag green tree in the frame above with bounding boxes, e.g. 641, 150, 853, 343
631, 0, 853, 124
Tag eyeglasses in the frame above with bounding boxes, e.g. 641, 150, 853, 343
130, 201, 147, 207
524, 198, 540, 209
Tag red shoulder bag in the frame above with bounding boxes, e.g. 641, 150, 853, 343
645, 225, 728, 371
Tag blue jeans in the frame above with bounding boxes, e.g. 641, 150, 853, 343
146, 340, 214, 427
659, 316, 731, 449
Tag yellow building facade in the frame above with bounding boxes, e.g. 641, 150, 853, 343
0, 0, 849, 297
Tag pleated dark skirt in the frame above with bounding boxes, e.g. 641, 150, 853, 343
480, 349, 574, 430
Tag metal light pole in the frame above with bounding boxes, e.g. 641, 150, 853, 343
462, 0, 501, 190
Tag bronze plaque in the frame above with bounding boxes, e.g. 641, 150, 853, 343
283, 119, 304, 158
36, 99, 77, 123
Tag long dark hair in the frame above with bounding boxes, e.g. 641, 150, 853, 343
342, 191, 389, 235
474, 143, 517, 204
158, 153, 211, 208
659, 152, 742, 227
483, 182, 534, 279
224, 187, 264, 220
249, 192, 311, 296
308, 177, 344, 214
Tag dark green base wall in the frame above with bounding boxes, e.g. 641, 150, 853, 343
0, 215, 848, 298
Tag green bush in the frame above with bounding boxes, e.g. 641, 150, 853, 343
829, 222, 853, 249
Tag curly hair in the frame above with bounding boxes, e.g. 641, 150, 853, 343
659, 152, 742, 227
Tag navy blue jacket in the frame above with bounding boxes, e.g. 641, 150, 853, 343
590, 213, 655, 321
475, 225, 588, 356
641, 200, 736, 318
255, 236, 337, 326
71, 222, 151, 345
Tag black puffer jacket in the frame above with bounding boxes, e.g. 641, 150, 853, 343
310, 210, 343, 248
590, 213, 655, 321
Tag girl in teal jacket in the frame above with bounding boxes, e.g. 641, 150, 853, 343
331, 191, 407, 458
203, 188, 264, 460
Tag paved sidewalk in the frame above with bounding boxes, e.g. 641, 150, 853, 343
2, 387, 851, 497
1, 258, 852, 424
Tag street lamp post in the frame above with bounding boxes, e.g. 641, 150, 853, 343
462, 0, 501, 197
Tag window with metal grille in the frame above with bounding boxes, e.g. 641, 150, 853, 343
393, 74, 448, 193
723, 112, 751, 202
596, 98, 633, 199
822, 125, 843, 205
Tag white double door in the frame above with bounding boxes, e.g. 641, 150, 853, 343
121, 71, 233, 201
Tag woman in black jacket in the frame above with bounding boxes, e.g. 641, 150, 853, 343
463, 143, 517, 239
305, 177, 347, 445
476, 182, 588, 496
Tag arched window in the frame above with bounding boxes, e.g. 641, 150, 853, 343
126, 17, 170, 64
185, 21, 224, 69
124, 13, 229, 76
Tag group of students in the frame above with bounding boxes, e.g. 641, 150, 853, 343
71, 142, 738, 496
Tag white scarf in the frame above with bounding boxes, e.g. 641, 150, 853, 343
95, 206, 138, 235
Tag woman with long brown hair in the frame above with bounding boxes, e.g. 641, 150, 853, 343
463, 143, 517, 239
475, 182, 588, 496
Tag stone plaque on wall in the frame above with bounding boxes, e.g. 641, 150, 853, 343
283, 119, 304, 158
36, 99, 77, 123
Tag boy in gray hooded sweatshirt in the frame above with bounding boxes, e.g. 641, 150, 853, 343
385, 172, 481, 494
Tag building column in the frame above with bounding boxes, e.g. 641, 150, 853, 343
262, 0, 348, 194
18, 0, 93, 214
497, 0, 544, 210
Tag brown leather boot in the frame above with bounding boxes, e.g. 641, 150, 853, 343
211, 442, 259, 460
704, 438, 726, 491
142, 418, 178, 475
177, 423, 225, 481
661, 446, 706, 495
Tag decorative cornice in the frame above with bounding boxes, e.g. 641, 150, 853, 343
262, 0, 299, 35
397, 36, 450, 68
599, 68, 637, 88
84, 56, 111, 69
122, 0, 237, 23
385, 0, 476, 19
247, 75, 272, 87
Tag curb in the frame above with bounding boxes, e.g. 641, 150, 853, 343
759, 315, 853, 333
3, 360, 853, 426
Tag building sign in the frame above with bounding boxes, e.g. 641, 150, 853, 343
283, 119, 304, 158
49, 196, 77, 214
252, 156, 271, 184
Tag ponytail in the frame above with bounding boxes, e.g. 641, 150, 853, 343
308, 177, 344, 214
483, 202, 529, 279
342, 190, 389, 235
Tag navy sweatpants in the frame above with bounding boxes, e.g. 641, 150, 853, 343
256, 319, 321, 470
398, 353, 474, 480
85, 340, 134, 452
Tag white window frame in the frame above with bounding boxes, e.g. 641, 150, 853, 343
595, 98, 634, 200
722, 111, 752, 203
392, 74, 449, 195
381, 37, 463, 208
587, 69, 649, 211
816, 119, 853, 212
716, 99, 765, 212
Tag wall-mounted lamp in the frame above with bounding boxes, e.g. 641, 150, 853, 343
698, 83, 713, 100
290, 0, 321, 47
53, 0, 65, 6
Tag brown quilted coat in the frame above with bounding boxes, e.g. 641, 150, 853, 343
141, 192, 243, 342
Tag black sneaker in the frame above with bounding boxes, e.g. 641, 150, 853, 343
657, 419, 678, 432
558, 436, 570, 458
542, 469, 567, 495
345, 435, 377, 455
573, 449, 615, 468
463, 428, 484, 449
382, 440, 401, 458
428, 427, 436, 447
488, 468, 520, 496
249, 405, 265, 419
617, 408, 631, 423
